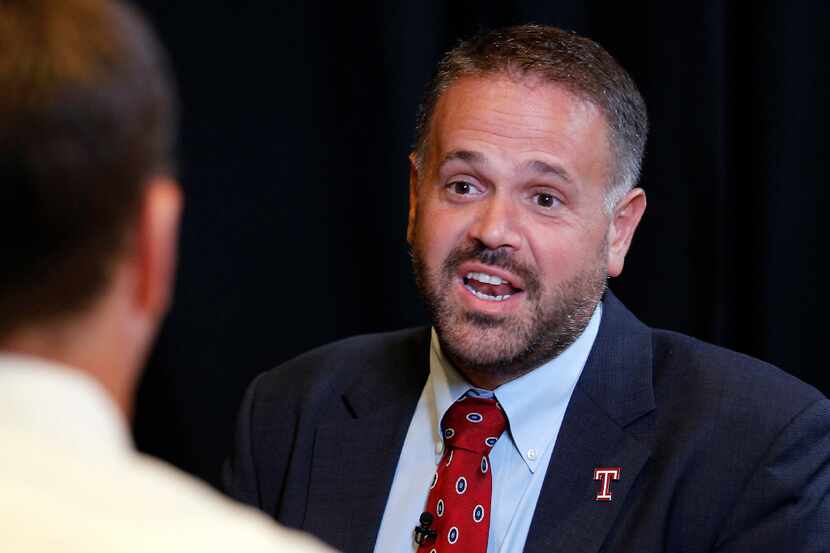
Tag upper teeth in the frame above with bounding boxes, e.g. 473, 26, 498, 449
465, 272, 508, 285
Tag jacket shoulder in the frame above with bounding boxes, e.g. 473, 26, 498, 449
642, 328, 830, 547
250, 326, 430, 405
650, 328, 825, 438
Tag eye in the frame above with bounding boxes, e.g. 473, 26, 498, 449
447, 180, 481, 196
533, 192, 561, 209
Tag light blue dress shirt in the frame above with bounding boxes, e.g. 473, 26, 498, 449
373, 303, 602, 553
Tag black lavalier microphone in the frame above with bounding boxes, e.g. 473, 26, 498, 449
414, 511, 437, 545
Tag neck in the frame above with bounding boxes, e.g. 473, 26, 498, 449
0, 311, 143, 421
452, 363, 536, 390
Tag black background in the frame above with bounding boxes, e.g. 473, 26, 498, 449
132, 1, 830, 489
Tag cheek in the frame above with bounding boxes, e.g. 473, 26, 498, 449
528, 225, 607, 279
534, 243, 575, 280
414, 203, 468, 262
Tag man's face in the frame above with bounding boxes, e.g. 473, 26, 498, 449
409, 74, 640, 383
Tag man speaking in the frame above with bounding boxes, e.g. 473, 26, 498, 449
225, 25, 830, 552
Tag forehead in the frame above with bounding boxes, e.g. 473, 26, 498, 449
427, 74, 611, 180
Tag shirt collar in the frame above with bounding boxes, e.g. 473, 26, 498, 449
0, 353, 132, 457
429, 302, 602, 472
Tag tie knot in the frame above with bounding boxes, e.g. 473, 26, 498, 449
441, 396, 507, 455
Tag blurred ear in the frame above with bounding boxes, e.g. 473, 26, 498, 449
607, 187, 646, 278
406, 152, 420, 245
134, 177, 183, 317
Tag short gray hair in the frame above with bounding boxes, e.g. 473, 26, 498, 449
413, 24, 648, 213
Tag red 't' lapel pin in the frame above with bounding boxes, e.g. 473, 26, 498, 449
593, 467, 621, 501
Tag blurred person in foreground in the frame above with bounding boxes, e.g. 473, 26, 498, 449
0, 1, 331, 551
225, 25, 830, 553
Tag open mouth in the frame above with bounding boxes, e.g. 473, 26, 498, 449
462, 271, 523, 302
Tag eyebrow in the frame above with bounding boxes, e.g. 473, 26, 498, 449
438, 150, 573, 184
522, 159, 573, 184
438, 150, 485, 167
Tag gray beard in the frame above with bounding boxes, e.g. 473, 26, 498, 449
412, 240, 606, 383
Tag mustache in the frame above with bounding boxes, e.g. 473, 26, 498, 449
441, 241, 541, 298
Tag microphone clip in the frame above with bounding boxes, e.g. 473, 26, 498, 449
414, 511, 437, 546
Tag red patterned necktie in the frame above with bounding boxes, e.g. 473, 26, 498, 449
417, 396, 508, 553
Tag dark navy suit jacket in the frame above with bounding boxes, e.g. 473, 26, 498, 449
225, 292, 830, 552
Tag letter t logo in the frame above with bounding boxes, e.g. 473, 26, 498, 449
593, 467, 622, 501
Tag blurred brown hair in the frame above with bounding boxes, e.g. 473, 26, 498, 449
0, 0, 177, 337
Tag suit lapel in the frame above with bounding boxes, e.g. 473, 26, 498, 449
524, 291, 656, 553
304, 328, 430, 553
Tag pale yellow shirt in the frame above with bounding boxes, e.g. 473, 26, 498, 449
0, 353, 333, 553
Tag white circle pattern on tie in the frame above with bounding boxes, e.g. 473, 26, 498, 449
466, 412, 483, 423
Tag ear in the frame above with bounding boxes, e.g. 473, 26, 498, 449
135, 177, 183, 317
406, 152, 420, 245
607, 187, 646, 278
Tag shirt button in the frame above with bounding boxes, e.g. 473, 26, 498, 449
527, 448, 537, 461
435, 442, 444, 454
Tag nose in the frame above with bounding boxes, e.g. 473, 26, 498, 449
468, 194, 522, 251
